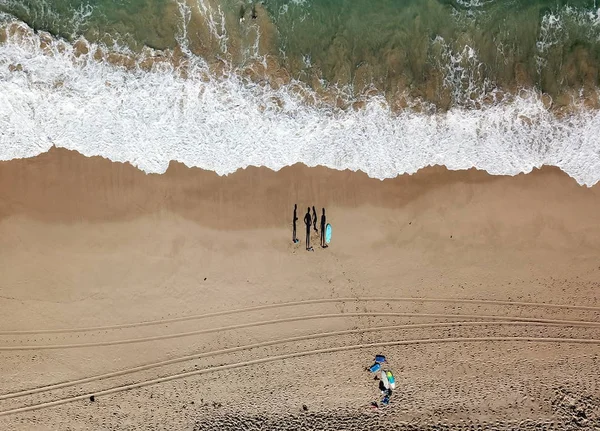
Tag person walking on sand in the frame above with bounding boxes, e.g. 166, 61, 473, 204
292, 204, 299, 243
320, 208, 327, 248
304, 207, 312, 250
312, 206, 318, 233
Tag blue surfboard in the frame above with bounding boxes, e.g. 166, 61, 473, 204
325, 223, 332, 244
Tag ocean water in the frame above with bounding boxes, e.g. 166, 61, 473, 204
0, 0, 599, 184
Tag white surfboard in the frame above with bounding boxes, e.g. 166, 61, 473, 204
380, 370, 390, 390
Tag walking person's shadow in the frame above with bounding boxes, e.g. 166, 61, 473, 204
292, 204, 299, 243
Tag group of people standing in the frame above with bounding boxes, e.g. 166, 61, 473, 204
292, 204, 327, 251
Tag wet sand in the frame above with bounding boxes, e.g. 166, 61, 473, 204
1, 148, 600, 430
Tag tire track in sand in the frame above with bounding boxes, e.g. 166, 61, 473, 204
1, 320, 597, 401
2, 296, 598, 335
1, 335, 600, 416
2, 312, 600, 350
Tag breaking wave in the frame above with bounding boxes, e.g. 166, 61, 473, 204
0, 14, 599, 186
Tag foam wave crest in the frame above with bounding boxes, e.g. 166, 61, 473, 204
1, 21, 599, 186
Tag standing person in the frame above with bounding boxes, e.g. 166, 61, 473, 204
304, 207, 312, 250
320, 208, 327, 248
292, 204, 298, 243
312, 206, 318, 233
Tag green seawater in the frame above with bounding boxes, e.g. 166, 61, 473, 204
1, 0, 599, 106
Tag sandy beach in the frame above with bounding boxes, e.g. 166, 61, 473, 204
1, 147, 600, 430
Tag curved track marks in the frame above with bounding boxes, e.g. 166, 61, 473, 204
2, 296, 599, 335
2, 312, 600, 350
1, 335, 600, 416
0, 320, 596, 401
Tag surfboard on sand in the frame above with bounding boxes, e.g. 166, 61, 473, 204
380, 370, 390, 390
325, 223, 332, 244
386, 371, 396, 390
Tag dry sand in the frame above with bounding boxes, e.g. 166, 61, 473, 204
1, 147, 600, 430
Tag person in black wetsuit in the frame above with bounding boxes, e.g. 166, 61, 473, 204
312, 206, 318, 233
320, 208, 327, 247
304, 207, 312, 250
292, 204, 298, 243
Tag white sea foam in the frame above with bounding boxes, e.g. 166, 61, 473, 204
432, 36, 496, 108
0, 21, 599, 186
537, 5, 600, 60
196, 0, 229, 55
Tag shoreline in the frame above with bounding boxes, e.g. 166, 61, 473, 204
2, 22, 600, 187
1, 147, 598, 229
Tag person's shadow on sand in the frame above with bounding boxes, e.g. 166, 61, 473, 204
292, 204, 299, 243
320, 208, 327, 248
304, 207, 313, 251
